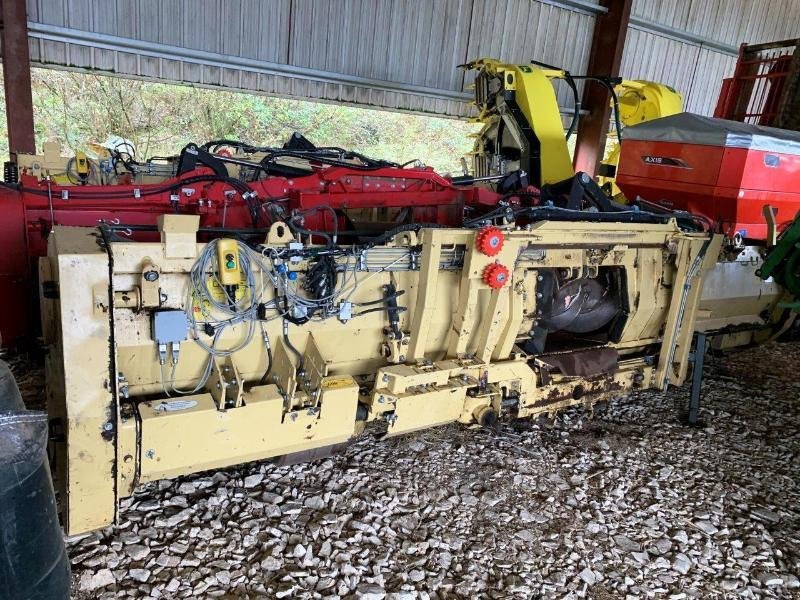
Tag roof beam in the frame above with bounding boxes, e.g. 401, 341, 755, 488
573, 0, 633, 177
27, 23, 472, 103
1, 0, 35, 156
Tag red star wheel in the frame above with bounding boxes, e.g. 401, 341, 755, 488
475, 226, 504, 256
483, 263, 510, 289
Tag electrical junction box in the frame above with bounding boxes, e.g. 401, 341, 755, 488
151, 310, 188, 345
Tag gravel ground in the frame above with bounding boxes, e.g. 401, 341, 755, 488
7, 341, 800, 599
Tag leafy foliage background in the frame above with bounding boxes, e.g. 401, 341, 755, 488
0, 68, 480, 174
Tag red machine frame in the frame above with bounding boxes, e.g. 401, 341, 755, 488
616, 113, 800, 242
0, 164, 502, 345
714, 38, 799, 130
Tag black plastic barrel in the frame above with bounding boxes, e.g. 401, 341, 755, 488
0, 361, 70, 600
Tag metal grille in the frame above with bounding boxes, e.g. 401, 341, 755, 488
714, 38, 800, 128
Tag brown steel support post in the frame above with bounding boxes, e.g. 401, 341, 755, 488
573, 0, 632, 176
1, 0, 36, 158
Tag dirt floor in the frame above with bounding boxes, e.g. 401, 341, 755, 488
7, 341, 800, 599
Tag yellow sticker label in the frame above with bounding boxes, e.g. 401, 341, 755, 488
206, 276, 248, 303
321, 376, 355, 389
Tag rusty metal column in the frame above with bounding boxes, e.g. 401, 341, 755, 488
1, 0, 36, 158
573, 0, 632, 176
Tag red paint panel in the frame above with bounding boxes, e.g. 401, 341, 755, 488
617, 139, 800, 241
0, 167, 503, 345
0, 187, 29, 344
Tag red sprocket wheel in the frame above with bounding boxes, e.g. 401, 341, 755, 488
475, 226, 504, 256
482, 263, 510, 289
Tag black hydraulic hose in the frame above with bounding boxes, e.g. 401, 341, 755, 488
291, 205, 339, 244
531, 59, 580, 141
461, 191, 541, 228
258, 162, 315, 179
201, 139, 260, 153
308, 146, 400, 168
277, 291, 310, 326
531, 59, 624, 142
573, 76, 624, 141
196, 139, 398, 170
564, 75, 581, 140
464, 207, 511, 227
258, 344, 273, 386
398, 159, 421, 168
634, 198, 712, 232
200, 139, 398, 169
353, 305, 407, 317
596, 78, 624, 142
287, 218, 332, 247
260, 149, 396, 171
359, 222, 446, 249
513, 205, 675, 225
352, 290, 405, 307
511, 204, 708, 232
110, 152, 178, 175
304, 255, 338, 300
282, 318, 305, 374
610, 84, 623, 141
273, 145, 399, 168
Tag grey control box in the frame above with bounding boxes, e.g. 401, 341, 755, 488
151, 310, 188, 345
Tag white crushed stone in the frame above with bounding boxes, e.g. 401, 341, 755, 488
55, 342, 800, 598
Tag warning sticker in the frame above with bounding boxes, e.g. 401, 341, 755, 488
321, 376, 355, 390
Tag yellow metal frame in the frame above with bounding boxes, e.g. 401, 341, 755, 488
468, 58, 574, 185
41, 215, 718, 534
465, 58, 682, 197
599, 80, 683, 195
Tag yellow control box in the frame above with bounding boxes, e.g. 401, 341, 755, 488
75, 151, 89, 177
216, 239, 242, 285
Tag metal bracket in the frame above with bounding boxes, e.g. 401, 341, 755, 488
300, 334, 329, 403
140, 261, 162, 308
763, 204, 778, 248
686, 331, 707, 426
270, 339, 299, 401
207, 356, 244, 409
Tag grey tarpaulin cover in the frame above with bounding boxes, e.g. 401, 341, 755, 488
0, 361, 70, 599
623, 112, 800, 156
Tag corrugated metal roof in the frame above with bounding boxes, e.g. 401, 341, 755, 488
464, 0, 595, 109
23, 0, 800, 119
625, 0, 800, 116
631, 0, 800, 46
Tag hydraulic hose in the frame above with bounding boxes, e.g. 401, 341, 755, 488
531, 59, 580, 140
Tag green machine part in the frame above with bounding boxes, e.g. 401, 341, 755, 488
757, 213, 800, 311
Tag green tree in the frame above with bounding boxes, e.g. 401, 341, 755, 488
0, 68, 479, 174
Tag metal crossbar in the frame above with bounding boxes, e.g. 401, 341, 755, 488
714, 38, 799, 129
